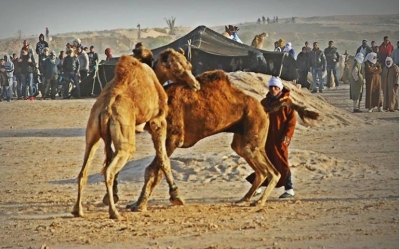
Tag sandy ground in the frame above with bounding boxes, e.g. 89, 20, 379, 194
0, 73, 398, 249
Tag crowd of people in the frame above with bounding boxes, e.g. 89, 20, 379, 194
0, 32, 101, 101
272, 36, 399, 113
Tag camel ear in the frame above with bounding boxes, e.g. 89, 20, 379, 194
225, 26, 229, 32
177, 48, 185, 55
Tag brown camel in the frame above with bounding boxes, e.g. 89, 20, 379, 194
132, 42, 154, 67
120, 48, 319, 211
251, 32, 268, 49
71, 55, 178, 220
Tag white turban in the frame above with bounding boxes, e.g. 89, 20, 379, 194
268, 76, 283, 91
283, 42, 292, 52
355, 53, 364, 64
365, 52, 377, 64
385, 57, 394, 68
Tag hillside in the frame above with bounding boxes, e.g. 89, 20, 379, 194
0, 14, 398, 60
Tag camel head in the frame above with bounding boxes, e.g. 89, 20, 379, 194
155, 48, 201, 91
132, 42, 154, 67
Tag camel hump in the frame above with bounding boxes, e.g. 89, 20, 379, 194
115, 55, 141, 81
197, 70, 229, 84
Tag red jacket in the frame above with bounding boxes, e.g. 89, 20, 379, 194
379, 42, 394, 63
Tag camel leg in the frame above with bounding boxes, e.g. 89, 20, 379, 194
127, 159, 163, 212
104, 121, 135, 220
71, 124, 101, 218
231, 134, 267, 204
148, 117, 184, 206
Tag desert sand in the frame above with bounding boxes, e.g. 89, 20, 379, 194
0, 14, 399, 249
0, 70, 398, 248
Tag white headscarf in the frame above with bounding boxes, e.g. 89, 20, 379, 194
365, 52, 377, 64
268, 76, 283, 91
355, 52, 364, 64
283, 42, 292, 52
385, 57, 394, 68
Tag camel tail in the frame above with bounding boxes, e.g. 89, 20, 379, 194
266, 102, 319, 123
99, 111, 114, 175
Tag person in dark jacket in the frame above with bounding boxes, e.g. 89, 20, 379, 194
247, 50, 267, 73
35, 34, 49, 72
19, 47, 36, 100
62, 48, 80, 98
296, 47, 309, 88
324, 41, 340, 89
42, 50, 59, 99
308, 42, 326, 93
0, 59, 11, 101
12, 53, 21, 99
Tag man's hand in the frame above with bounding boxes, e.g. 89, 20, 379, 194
282, 136, 291, 146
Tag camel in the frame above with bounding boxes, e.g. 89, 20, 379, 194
112, 46, 319, 212
71, 55, 190, 220
251, 32, 268, 49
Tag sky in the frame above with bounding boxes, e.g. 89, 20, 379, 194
0, 0, 398, 39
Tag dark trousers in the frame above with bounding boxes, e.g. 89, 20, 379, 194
326, 64, 339, 88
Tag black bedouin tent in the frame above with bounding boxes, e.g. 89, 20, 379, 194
78, 25, 298, 96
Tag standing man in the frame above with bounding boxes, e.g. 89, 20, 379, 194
356, 39, 372, 77
349, 53, 365, 112
35, 34, 49, 73
304, 41, 312, 53
45, 28, 49, 41
324, 41, 340, 89
381, 57, 399, 112
392, 41, 399, 66
378, 36, 394, 65
62, 48, 80, 99
87, 45, 99, 73
246, 77, 297, 198
77, 46, 89, 80
308, 42, 326, 93
296, 47, 309, 89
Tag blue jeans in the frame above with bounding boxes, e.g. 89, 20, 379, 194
312, 67, 324, 91
326, 64, 339, 88
1, 85, 12, 100
20, 73, 34, 98
63, 72, 80, 98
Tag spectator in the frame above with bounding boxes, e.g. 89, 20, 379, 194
77, 46, 89, 80
371, 41, 379, 54
356, 39, 372, 77
83, 47, 89, 54
392, 41, 399, 66
308, 42, 326, 93
3, 55, 14, 99
296, 46, 309, 88
12, 53, 21, 99
45, 27, 49, 41
245, 77, 297, 198
274, 41, 281, 52
62, 48, 80, 99
381, 57, 399, 112
304, 41, 312, 53
88, 46, 99, 73
105, 48, 113, 61
35, 34, 49, 72
349, 53, 365, 112
262, 16, 266, 25
42, 50, 59, 100
324, 41, 340, 89
378, 36, 394, 65
247, 50, 267, 74
19, 47, 36, 100
283, 42, 296, 58
0, 59, 11, 102
20, 40, 33, 58
364, 52, 383, 112
278, 38, 285, 51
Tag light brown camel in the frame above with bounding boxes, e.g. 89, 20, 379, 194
71, 55, 177, 220
119, 49, 319, 212
251, 32, 267, 49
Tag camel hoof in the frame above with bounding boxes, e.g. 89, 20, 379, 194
109, 212, 122, 220
102, 194, 120, 206
126, 202, 147, 212
169, 196, 185, 206
250, 201, 265, 207
71, 209, 84, 218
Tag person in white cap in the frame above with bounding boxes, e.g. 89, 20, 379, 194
246, 76, 297, 198
349, 53, 365, 112
381, 56, 399, 111
364, 52, 383, 112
